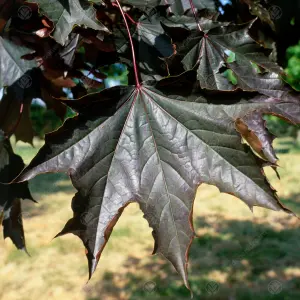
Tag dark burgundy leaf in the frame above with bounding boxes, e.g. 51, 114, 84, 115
28, 0, 109, 45
0, 131, 35, 251
162, 16, 288, 95
14, 72, 299, 288
0, 37, 37, 88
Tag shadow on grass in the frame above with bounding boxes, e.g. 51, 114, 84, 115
84, 194, 300, 300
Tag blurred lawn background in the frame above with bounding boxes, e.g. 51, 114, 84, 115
1, 26, 300, 300
0, 138, 299, 300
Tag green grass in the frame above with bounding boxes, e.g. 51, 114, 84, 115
0, 138, 300, 300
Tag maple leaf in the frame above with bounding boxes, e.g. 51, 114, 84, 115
116, 8, 175, 82
135, 11, 174, 58
14, 72, 298, 288
167, 0, 217, 15
0, 131, 35, 251
0, 0, 15, 33
119, 0, 161, 11
162, 16, 288, 95
119, 0, 216, 13
0, 37, 37, 88
29, 0, 109, 45
0, 95, 34, 144
235, 91, 300, 164
0, 69, 67, 144
240, 0, 276, 30
58, 33, 82, 69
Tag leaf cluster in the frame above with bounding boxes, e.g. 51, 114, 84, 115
0, 0, 299, 291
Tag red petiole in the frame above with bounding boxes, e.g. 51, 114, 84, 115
111, 3, 138, 25
114, 0, 141, 88
188, 0, 205, 34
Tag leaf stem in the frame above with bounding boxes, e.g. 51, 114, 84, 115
164, 0, 172, 13
114, 0, 140, 88
188, 0, 203, 32
112, 3, 138, 24
125, 13, 138, 25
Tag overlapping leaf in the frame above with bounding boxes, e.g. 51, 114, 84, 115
135, 12, 174, 57
240, 0, 276, 30
0, 37, 37, 88
14, 72, 299, 287
0, 69, 67, 144
167, 0, 217, 15
119, 0, 216, 13
29, 0, 109, 45
116, 8, 175, 82
235, 91, 300, 164
119, 0, 161, 11
0, 0, 16, 33
0, 131, 35, 251
162, 16, 288, 96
